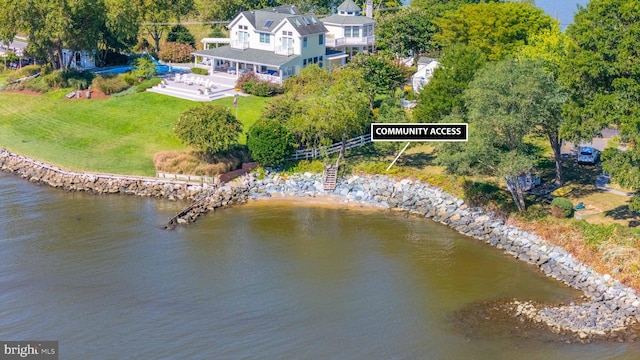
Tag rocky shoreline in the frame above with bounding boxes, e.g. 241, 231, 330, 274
2, 148, 640, 341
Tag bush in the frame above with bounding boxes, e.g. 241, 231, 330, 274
91, 74, 130, 95
132, 54, 156, 80
121, 72, 137, 86
551, 197, 574, 218
134, 77, 161, 92
236, 72, 283, 97
175, 104, 243, 155
191, 67, 209, 75
158, 42, 195, 63
247, 119, 296, 166
7, 65, 42, 82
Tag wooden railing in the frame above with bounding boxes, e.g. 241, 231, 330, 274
288, 133, 371, 161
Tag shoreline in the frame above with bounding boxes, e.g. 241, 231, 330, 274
2, 148, 640, 341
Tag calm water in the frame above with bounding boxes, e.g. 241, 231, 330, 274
535, 0, 590, 30
2, 172, 640, 359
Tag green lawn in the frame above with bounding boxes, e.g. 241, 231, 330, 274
0, 91, 270, 175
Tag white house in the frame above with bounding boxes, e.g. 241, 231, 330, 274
412, 57, 439, 93
321, 0, 375, 57
192, 5, 347, 84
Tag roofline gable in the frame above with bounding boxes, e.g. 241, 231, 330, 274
227, 12, 254, 30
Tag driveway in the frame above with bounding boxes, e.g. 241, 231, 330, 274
561, 128, 620, 155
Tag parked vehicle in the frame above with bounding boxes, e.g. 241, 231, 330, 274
577, 146, 601, 165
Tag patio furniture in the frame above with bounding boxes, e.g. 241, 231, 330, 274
227, 67, 236, 74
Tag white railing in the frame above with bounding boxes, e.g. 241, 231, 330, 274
255, 73, 282, 84
326, 35, 375, 47
230, 41, 249, 50
288, 133, 372, 161
275, 46, 294, 56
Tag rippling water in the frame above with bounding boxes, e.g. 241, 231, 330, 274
2, 172, 640, 359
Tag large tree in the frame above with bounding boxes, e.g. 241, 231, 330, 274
374, 7, 436, 58
437, 59, 566, 210
561, 0, 640, 206
561, 0, 640, 143
137, 0, 195, 53
434, 1, 556, 61
412, 44, 486, 124
347, 52, 409, 109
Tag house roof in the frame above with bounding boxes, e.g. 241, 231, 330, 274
418, 57, 437, 65
337, 0, 361, 12
192, 46, 299, 68
236, 6, 327, 36
321, 14, 375, 25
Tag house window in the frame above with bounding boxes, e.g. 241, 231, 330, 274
283, 31, 292, 36
319, 34, 324, 45
313, 57, 318, 63
239, 25, 248, 30
344, 26, 351, 37
362, 26, 368, 37
303, 59, 307, 66
259, 33, 271, 44
352, 27, 360, 37
303, 37, 308, 48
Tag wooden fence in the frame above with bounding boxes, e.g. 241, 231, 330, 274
288, 133, 372, 161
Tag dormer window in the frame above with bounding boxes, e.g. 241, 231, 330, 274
294, 18, 301, 26
302, 17, 309, 25
264, 20, 273, 28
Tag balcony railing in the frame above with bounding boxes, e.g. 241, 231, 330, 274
275, 46, 294, 56
326, 35, 375, 48
230, 40, 249, 50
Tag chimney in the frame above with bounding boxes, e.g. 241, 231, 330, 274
366, 0, 373, 18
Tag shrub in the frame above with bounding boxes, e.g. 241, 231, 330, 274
159, 42, 195, 63
134, 77, 161, 92
551, 197, 573, 218
91, 74, 130, 95
132, 54, 156, 80
121, 72, 137, 86
247, 119, 296, 166
7, 65, 42, 82
236, 72, 283, 97
175, 104, 243, 155
191, 67, 209, 75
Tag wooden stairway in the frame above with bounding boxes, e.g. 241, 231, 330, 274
323, 164, 338, 192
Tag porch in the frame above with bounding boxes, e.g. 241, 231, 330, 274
192, 47, 299, 85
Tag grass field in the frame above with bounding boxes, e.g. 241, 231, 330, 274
0, 91, 270, 175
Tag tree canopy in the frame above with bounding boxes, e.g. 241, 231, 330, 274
437, 59, 566, 210
434, 1, 556, 61
412, 44, 486, 124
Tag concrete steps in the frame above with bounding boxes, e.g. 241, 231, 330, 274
147, 85, 228, 102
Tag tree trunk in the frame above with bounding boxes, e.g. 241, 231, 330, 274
548, 133, 563, 185
506, 176, 526, 211
340, 136, 346, 158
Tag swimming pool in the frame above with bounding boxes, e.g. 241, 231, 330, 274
94, 65, 191, 75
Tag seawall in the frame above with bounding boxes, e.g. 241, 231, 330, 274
2, 148, 639, 341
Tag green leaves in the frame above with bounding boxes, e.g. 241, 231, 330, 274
175, 104, 243, 155
247, 119, 296, 166
434, 2, 556, 61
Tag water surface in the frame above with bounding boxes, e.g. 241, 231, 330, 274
1, 173, 639, 359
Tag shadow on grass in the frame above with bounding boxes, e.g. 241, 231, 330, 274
396, 152, 436, 169
603, 205, 640, 227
